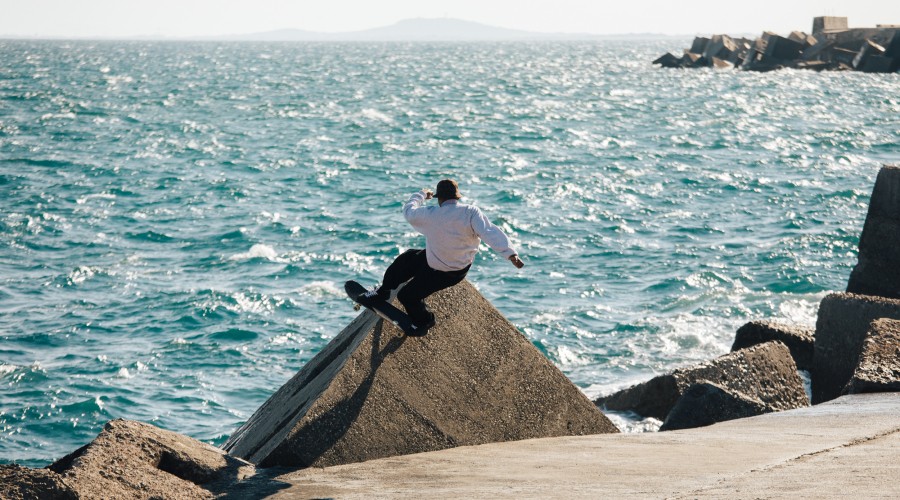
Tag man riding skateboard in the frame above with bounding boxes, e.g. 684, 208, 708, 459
358, 179, 524, 335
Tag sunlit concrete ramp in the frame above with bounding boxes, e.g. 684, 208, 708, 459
223, 280, 617, 468
272, 393, 900, 499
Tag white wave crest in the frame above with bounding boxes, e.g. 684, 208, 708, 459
76, 193, 117, 205
298, 281, 343, 298
360, 108, 393, 122
68, 266, 99, 285
199, 291, 283, 316
603, 410, 662, 433
229, 244, 283, 262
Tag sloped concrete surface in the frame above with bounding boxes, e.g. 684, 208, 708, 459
225, 280, 617, 468
274, 393, 900, 499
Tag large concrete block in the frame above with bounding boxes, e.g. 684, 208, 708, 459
659, 382, 769, 431
731, 320, 814, 371
224, 281, 617, 468
853, 39, 886, 70
801, 37, 834, 61
847, 166, 900, 298
703, 34, 738, 62
681, 51, 708, 68
788, 31, 816, 48
832, 29, 885, 51
596, 341, 808, 420
843, 318, 900, 394
47, 419, 253, 499
832, 47, 860, 65
812, 16, 848, 34
862, 55, 896, 73
653, 52, 683, 68
812, 293, 900, 404
0, 464, 77, 500
885, 32, 900, 60
690, 37, 710, 55
764, 35, 806, 61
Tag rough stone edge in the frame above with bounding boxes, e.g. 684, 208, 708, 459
843, 317, 900, 395
731, 320, 814, 371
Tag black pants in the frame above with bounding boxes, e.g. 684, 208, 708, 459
381, 249, 469, 326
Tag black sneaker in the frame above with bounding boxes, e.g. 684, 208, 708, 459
408, 317, 436, 337
356, 287, 388, 306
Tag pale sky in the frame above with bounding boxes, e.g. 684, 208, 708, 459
2, 0, 899, 38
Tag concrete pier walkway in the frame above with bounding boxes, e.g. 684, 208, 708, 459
270, 393, 900, 499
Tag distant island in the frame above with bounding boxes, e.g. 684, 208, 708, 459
0, 18, 684, 42
199, 18, 683, 42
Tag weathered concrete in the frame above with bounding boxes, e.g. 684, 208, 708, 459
711, 57, 733, 69
764, 34, 806, 60
862, 54, 896, 73
844, 318, 900, 395
276, 393, 900, 499
0, 464, 77, 500
813, 16, 849, 34
885, 32, 900, 71
652, 52, 682, 68
659, 382, 769, 431
813, 293, 900, 404
847, 166, 900, 299
681, 51, 706, 68
731, 320, 814, 371
45, 419, 254, 500
853, 39, 886, 69
224, 281, 617, 469
702, 34, 738, 62
689, 37, 710, 55
801, 36, 834, 61
832, 47, 860, 65
654, 19, 899, 72
596, 341, 807, 420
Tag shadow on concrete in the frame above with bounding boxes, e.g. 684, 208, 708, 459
209, 464, 294, 499
261, 321, 406, 468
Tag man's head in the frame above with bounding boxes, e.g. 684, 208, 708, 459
435, 179, 461, 203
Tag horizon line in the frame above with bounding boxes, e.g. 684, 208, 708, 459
0, 16, 756, 42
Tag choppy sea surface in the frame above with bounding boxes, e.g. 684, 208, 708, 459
1, 40, 898, 466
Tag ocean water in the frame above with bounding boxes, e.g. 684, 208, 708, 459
1, 40, 898, 467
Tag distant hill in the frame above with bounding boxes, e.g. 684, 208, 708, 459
206, 18, 682, 42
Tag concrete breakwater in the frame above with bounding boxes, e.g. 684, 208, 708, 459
653, 16, 900, 72
596, 165, 900, 431
3, 166, 900, 498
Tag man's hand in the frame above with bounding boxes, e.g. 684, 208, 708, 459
509, 255, 525, 269
423, 189, 434, 200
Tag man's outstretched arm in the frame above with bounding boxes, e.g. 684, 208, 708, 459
471, 208, 524, 268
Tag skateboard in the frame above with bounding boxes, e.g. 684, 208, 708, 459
344, 280, 424, 336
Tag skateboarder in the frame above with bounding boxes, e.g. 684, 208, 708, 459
358, 179, 524, 334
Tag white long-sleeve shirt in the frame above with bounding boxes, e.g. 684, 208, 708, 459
403, 190, 517, 272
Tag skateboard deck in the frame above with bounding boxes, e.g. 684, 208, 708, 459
344, 280, 422, 336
